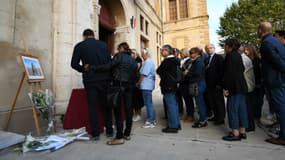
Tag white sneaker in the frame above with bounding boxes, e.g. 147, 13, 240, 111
142, 121, 155, 128
132, 115, 142, 122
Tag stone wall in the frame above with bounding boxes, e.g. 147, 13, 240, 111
163, 0, 209, 49
0, 0, 208, 134
0, 0, 52, 133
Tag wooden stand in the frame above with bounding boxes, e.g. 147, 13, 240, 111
4, 73, 42, 135
3, 33, 43, 136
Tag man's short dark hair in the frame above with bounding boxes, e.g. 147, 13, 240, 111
83, 29, 94, 37
275, 30, 285, 38
224, 38, 241, 51
162, 44, 174, 55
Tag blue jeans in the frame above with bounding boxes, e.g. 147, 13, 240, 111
194, 81, 207, 122
269, 84, 285, 140
227, 94, 248, 129
163, 92, 180, 128
142, 90, 155, 123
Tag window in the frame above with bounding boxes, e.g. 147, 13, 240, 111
157, 46, 160, 65
141, 36, 149, 54
140, 15, 144, 31
156, 32, 158, 43
169, 0, 177, 21
145, 21, 149, 35
179, 0, 188, 18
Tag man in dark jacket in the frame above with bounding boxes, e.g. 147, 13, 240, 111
157, 44, 180, 133
71, 29, 113, 140
258, 22, 285, 145
204, 44, 225, 125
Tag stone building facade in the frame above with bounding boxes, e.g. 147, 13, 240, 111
163, 0, 209, 49
0, 0, 208, 133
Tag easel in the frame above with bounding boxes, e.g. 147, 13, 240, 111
4, 33, 43, 136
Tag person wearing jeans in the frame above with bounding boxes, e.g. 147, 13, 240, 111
186, 47, 207, 128
137, 48, 156, 128
164, 92, 180, 128
258, 22, 285, 145
157, 44, 180, 133
222, 38, 248, 141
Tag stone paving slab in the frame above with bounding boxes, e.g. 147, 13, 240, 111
0, 131, 25, 150
1, 88, 284, 160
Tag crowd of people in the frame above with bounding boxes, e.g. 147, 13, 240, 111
71, 21, 285, 146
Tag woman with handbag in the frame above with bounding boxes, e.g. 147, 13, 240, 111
91, 42, 138, 145
185, 47, 207, 128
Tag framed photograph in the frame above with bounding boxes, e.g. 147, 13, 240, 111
19, 54, 45, 82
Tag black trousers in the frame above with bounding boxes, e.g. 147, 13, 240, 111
84, 80, 113, 137
180, 83, 195, 117
204, 86, 225, 122
176, 88, 184, 115
114, 85, 134, 139
246, 91, 256, 130
252, 87, 265, 119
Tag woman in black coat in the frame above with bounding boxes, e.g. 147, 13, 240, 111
222, 38, 248, 141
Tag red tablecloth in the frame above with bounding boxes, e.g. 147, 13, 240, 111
63, 88, 104, 134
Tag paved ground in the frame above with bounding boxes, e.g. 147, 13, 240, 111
1, 89, 285, 160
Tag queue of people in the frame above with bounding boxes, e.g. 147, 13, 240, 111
71, 21, 285, 146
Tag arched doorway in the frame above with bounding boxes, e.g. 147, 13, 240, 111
99, 0, 115, 55
99, 0, 127, 55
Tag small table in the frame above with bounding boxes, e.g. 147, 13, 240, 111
63, 88, 104, 134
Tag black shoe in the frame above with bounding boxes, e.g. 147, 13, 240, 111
239, 133, 247, 139
222, 133, 241, 141
214, 120, 224, 125
106, 132, 114, 138
91, 136, 100, 141
124, 135, 131, 141
192, 122, 208, 128
177, 124, 182, 130
208, 117, 216, 122
246, 128, 255, 132
91, 132, 100, 140
162, 127, 178, 133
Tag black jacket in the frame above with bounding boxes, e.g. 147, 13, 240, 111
156, 57, 180, 94
223, 50, 248, 95
252, 56, 262, 87
188, 57, 205, 84
205, 54, 224, 88
92, 52, 138, 84
260, 34, 285, 88
71, 38, 112, 82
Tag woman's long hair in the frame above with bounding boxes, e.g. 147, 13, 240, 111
245, 44, 259, 60
118, 42, 131, 55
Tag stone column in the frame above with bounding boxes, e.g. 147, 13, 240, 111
52, 0, 76, 113
93, 0, 101, 39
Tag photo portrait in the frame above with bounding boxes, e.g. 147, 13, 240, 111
20, 54, 45, 81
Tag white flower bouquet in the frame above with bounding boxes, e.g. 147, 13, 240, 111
28, 89, 55, 133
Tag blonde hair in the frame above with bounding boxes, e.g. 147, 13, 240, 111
180, 48, 189, 57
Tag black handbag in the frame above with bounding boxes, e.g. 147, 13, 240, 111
106, 54, 125, 108
106, 84, 122, 108
189, 83, 198, 97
